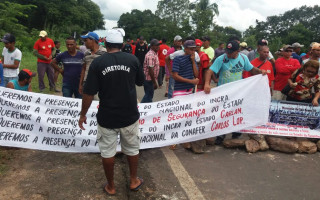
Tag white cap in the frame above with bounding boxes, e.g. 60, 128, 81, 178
39, 30, 48, 37
174, 35, 182, 41
106, 28, 125, 44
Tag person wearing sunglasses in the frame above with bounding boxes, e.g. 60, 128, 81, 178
273, 45, 301, 101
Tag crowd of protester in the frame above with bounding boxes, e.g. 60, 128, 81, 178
1, 30, 320, 149
1, 29, 320, 194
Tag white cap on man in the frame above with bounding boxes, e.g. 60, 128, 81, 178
106, 28, 125, 43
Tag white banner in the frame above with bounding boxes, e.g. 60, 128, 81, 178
0, 75, 271, 152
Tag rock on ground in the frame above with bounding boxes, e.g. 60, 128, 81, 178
298, 140, 317, 154
223, 139, 246, 148
265, 136, 298, 153
245, 139, 260, 153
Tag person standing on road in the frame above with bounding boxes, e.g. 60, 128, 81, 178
214, 42, 225, 60
33, 30, 57, 92
243, 45, 275, 93
141, 39, 160, 103
1, 33, 22, 87
201, 36, 215, 64
51, 37, 84, 99
204, 40, 267, 144
135, 36, 148, 66
122, 39, 133, 54
78, 32, 106, 96
302, 43, 320, 65
0, 59, 3, 86
78, 28, 144, 195
273, 45, 301, 101
158, 38, 170, 88
165, 35, 183, 98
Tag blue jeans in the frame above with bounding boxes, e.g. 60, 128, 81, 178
0, 63, 3, 86
168, 76, 175, 99
141, 80, 154, 103
3, 76, 17, 87
62, 82, 82, 99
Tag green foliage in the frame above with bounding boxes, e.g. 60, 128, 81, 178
118, 0, 227, 44
190, 0, 219, 37
156, 0, 190, 28
210, 25, 242, 46
9, 0, 104, 38
118, 9, 185, 43
0, 1, 36, 37
244, 5, 320, 54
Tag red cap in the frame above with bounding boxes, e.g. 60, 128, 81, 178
195, 39, 203, 47
22, 69, 36, 77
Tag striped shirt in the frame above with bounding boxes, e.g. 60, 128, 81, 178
172, 55, 197, 91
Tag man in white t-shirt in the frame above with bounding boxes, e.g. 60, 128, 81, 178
1, 33, 22, 87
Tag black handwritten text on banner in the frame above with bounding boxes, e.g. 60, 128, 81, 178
0, 75, 271, 152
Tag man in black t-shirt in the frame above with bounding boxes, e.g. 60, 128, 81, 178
122, 39, 132, 53
78, 28, 144, 195
134, 36, 148, 65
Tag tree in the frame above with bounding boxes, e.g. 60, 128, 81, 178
190, 0, 219, 37
0, 1, 35, 37
210, 25, 242, 46
118, 9, 170, 42
155, 0, 190, 28
9, 0, 105, 38
243, 5, 320, 54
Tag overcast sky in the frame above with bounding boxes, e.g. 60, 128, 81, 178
92, 0, 319, 36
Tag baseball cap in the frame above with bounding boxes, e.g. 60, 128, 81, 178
225, 40, 240, 53
174, 35, 182, 41
240, 42, 247, 48
195, 39, 203, 47
283, 45, 293, 51
312, 43, 320, 50
81, 32, 99, 42
310, 42, 316, 48
150, 39, 160, 46
39, 30, 48, 37
1, 33, 15, 43
257, 39, 268, 46
20, 69, 37, 78
292, 42, 304, 48
183, 40, 196, 48
106, 28, 125, 44
126, 38, 131, 42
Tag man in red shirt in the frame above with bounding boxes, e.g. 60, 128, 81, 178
33, 30, 57, 92
273, 45, 301, 100
158, 38, 170, 88
195, 39, 209, 91
131, 40, 136, 55
243, 46, 274, 94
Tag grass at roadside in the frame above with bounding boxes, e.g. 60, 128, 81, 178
1, 42, 67, 93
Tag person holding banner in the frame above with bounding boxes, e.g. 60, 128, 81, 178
78, 28, 144, 195
243, 45, 275, 93
6, 69, 36, 91
204, 40, 266, 144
